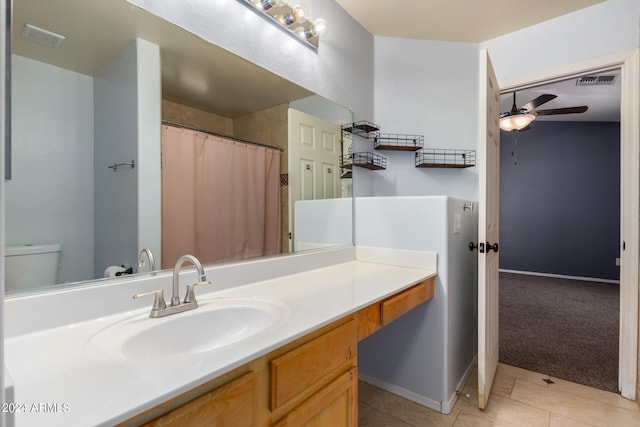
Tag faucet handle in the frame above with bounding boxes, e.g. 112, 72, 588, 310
133, 289, 167, 312
184, 281, 211, 304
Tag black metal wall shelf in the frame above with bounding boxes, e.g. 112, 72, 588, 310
341, 152, 387, 170
415, 149, 476, 168
341, 121, 380, 138
374, 134, 424, 151
342, 121, 425, 151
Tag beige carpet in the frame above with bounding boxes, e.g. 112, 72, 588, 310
499, 272, 619, 393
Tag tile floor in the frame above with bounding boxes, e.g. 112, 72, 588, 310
358, 363, 640, 427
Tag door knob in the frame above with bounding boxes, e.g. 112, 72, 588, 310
486, 242, 499, 253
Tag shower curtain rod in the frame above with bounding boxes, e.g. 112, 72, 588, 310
162, 120, 284, 152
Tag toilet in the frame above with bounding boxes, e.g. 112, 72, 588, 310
5, 244, 62, 293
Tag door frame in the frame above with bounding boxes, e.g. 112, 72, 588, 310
498, 49, 639, 399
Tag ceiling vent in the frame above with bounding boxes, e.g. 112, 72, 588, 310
576, 75, 617, 86
21, 24, 65, 48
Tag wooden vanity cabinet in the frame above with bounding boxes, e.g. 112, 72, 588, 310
124, 277, 434, 427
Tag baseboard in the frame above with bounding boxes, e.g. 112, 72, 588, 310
499, 269, 620, 284
359, 356, 478, 415
441, 355, 477, 414
358, 373, 443, 413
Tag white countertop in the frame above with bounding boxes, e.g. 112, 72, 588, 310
4, 248, 436, 427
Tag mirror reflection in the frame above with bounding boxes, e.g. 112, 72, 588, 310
6, 0, 353, 294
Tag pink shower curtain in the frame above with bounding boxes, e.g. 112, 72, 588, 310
161, 125, 281, 268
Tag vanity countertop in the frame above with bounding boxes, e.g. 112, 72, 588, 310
4, 248, 436, 427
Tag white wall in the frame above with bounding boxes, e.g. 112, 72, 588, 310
136, 40, 162, 268
8, 55, 94, 284
128, 0, 374, 121
354, 37, 479, 200
356, 0, 640, 201
94, 39, 162, 278
480, 0, 640, 81
94, 41, 138, 278
293, 198, 353, 251
356, 196, 478, 412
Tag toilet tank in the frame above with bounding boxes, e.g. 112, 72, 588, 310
5, 244, 62, 293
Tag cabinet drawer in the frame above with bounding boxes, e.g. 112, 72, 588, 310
381, 278, 434, 325
270, 319, 357, 411
272, 367, 358, 427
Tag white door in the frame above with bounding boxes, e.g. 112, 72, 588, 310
477, 49, 501, 410
288, 109, 342, 251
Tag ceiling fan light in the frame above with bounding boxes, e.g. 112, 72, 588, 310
500, 113, 535, 131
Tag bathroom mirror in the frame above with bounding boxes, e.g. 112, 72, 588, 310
5, 0, 353, 294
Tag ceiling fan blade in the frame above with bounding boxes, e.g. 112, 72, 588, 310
521, 94, 557, 112
534, 106, 589, 116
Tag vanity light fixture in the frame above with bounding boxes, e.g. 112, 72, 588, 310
239, 0, 327, 50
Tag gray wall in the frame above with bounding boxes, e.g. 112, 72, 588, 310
500, 121, 620, 280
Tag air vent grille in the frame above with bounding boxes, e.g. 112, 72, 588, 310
576, 75, 617, 86
21, 24, 65, 48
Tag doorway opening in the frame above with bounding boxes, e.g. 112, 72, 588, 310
495, 50, 639, 399
498, 71, 621, 392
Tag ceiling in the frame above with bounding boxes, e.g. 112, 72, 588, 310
500, 71, 621, 123
334, 0, 605, 43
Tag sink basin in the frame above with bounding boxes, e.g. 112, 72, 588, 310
86, 296, 288, 362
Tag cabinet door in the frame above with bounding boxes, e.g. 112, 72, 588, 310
143, 371, 255, 427
273, 367, 357, 427
270, 319, 357, 411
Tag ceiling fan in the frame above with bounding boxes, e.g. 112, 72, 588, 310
499, 92, 588, 132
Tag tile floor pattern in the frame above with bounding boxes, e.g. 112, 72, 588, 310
358, 363, 640, 427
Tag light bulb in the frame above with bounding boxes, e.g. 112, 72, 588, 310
283, 4, 308, 25
260, 0, 287, 10
295, 17, 328, 39
310, 17, 328, 37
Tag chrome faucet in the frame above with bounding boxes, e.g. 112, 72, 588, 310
171, 254, 208, 305
138, 248, 156, 273
134, 254, 210, 318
